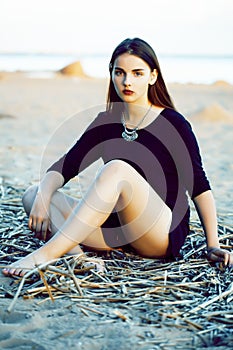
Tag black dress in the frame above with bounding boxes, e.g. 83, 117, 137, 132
47, 108, 211, 257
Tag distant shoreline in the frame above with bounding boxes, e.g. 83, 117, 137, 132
1, 52, 233, 82
1, 52, 233, 84
0, 71, 232, 88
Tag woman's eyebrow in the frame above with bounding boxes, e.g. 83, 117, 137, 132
114, 67, 145, 72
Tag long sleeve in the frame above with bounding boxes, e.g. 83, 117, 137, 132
156, 109, 211, 200
174, 120, 211, 199
47, 113, 104, 184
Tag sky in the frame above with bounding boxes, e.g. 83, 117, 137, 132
0, 0, 233, 56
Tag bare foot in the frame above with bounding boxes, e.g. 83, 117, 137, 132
2, 248, 53, 277
2, 231, 86, 277
3, 252, 106, 277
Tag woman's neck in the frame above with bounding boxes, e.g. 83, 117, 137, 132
123, 103, 164, 129
124, 102, 152, 123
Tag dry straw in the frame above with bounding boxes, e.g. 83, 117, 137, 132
0, 182, 233, 348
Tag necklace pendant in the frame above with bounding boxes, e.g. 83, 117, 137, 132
122, 130, 138, 141
121, 104, 152, 142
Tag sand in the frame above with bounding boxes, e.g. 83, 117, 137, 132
0, 72, 233, 349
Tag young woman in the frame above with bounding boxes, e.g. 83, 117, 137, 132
3, 38, 232, 277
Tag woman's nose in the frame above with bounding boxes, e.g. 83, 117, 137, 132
123, 74, 132, 86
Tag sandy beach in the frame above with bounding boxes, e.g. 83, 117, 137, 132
0, 72, 233, 349
1, 73, 233, 214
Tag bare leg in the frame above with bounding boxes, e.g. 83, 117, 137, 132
2, 160, 172, 276
22, 184, 109, 253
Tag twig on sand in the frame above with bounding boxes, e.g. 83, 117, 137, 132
1, 183, 233, 347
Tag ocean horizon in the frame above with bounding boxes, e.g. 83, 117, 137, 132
0, 52, 233, 84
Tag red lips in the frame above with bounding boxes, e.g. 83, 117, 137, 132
123, 89, 134, 95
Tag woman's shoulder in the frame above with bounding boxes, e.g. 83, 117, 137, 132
93, 109, 120, 126
160, 108, 193, 134
94, 110, 113, 121
161, 108, 189, 126
87, 110, 109, 128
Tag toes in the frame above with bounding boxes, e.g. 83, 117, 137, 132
13, 269, 25, 277
2, 267, 25, 277
2, 268, 10, 276
2, 268, 16, 277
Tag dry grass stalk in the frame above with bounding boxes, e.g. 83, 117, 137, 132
38, 269, 55, 302
189, 282, 233, 314
0, 182, 233, 347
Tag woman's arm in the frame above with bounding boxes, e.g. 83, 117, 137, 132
28, 171, 64, 240
38, 171, 64, 200
193, 190, 232, 266
47, 112, 105, 185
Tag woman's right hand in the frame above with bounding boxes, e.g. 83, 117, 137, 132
28, 192, 51, 241
207, 247, 233, 267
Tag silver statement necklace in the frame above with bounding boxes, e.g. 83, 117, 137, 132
121, 104, 153, 141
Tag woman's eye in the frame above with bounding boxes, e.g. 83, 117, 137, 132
134, 71, 143, 77
115, 70, 123, 76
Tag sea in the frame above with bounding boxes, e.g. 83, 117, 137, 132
0, 52, 233, 84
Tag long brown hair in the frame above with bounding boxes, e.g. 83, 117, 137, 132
106, 38, 175, 112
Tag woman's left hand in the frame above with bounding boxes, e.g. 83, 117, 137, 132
207, 247, 233, 266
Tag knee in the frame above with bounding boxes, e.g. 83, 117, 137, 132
22, 184, 38, 214
96, 160, 133, 194
96, 160, 127, 183
103, 160, 131, 176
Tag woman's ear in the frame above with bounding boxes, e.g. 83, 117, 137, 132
149, 69, 158, 85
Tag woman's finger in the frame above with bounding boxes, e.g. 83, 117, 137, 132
33, 218, 44, 239
41, 219, 49, 241
215, 250, 231, 266
207, 248, 224, 262
224, 252, 229, 266
28, 215, 33, 230
210, 253, 225, 263
207, 248, 233, 266
31, 217, 38, 233
225, 252, 233, 266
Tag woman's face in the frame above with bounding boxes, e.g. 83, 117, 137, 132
112, 53, 157, 106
